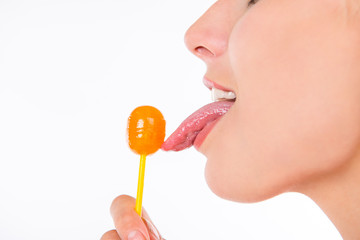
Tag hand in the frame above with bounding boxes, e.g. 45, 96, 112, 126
101, 195, 164, 240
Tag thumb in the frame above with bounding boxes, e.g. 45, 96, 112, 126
110, 195, 150, 240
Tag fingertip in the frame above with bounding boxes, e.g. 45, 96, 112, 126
110, 195, 135, 217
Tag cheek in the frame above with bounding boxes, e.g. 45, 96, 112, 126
204, 2, 360, 202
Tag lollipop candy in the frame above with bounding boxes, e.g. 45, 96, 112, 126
127, 106, 166, 216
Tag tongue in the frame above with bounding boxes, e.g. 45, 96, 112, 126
161, 101, 234, 151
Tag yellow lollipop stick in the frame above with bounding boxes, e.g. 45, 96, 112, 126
135, 154, 147, 216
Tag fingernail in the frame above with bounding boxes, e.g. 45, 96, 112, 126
128, 230, 145, 240
142, 218, 162, 240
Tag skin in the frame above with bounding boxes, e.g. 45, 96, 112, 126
102, 0, 360, 239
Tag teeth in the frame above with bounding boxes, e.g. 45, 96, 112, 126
211, 88, 236, 102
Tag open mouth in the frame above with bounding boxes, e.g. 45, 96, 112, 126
161, 80, 236, 151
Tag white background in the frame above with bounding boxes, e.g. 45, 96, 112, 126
0, 0, 342, 239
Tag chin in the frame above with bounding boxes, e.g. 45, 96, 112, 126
204, 160, 285, 203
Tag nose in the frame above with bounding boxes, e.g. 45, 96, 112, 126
184, 1, 231, 61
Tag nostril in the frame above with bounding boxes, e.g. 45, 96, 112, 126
195, 46, 215, 58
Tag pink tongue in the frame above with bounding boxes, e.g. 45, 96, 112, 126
161, 101, 234, 151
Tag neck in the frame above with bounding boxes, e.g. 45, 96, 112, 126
298, 155, 360, 239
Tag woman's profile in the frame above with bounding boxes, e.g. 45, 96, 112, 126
102, 0, 360, 239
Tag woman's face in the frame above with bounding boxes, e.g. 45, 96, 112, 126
185, 0, 360, 202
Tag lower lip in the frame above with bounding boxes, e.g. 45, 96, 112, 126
193, 117, 222, 150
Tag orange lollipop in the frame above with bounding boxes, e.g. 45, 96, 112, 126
128, 106, 166, 155
127, 106, 166, 216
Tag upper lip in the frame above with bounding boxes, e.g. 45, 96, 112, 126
203, 77, 235, 93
